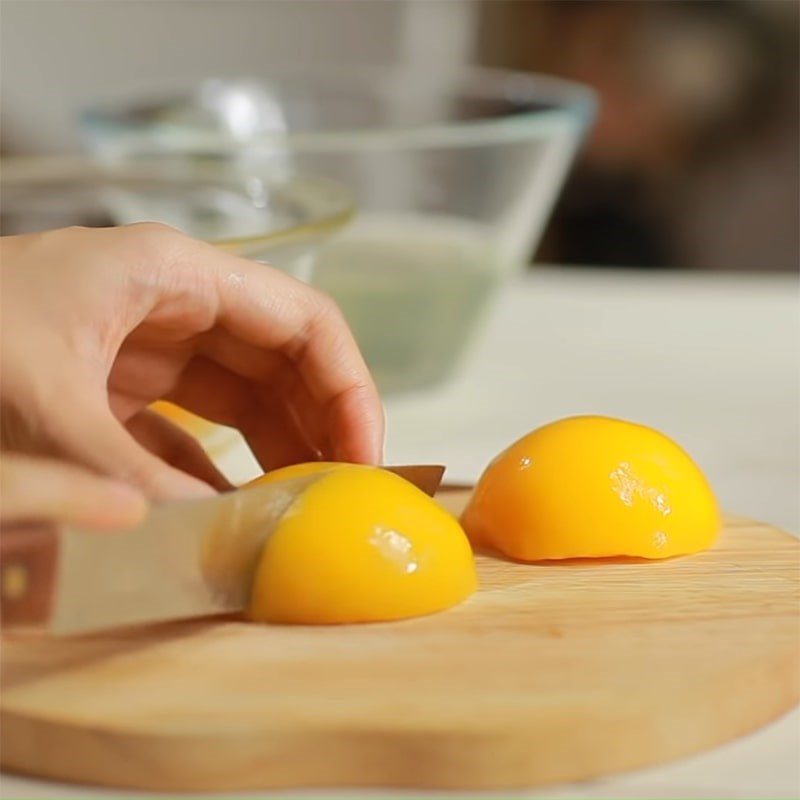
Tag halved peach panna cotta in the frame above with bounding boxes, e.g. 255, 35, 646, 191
157, 404, 720, 625
240, 417, 718, 625
461, 416, 721, 561
244, 463, 477, 624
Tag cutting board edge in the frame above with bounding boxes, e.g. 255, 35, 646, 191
1, 644, 798, 792
1, 507, 798, 792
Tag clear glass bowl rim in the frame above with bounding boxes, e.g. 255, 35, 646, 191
81, 66, 598, 153
0, 156, 356, 252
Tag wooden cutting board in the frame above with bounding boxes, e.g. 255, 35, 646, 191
1, 488, 798, 792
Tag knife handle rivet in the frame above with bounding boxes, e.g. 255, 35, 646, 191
2, 563, 29, 601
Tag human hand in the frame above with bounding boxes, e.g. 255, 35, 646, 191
0, 452, 148, 530
0, 224, 383, 500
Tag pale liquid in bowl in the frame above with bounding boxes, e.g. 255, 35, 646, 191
312, 215, 512, 394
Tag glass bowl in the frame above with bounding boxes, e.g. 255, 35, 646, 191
81, 67, 597, 393
0, 156, 354, 278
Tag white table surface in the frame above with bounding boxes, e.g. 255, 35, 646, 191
2, 267, 798, 799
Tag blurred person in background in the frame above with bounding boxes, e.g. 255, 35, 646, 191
480, 0, 799, 271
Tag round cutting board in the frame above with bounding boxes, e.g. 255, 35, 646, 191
1, 488, 798, 792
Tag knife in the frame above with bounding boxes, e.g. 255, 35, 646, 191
0, 464, 444, 634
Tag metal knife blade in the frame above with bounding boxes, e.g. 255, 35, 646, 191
0, 464, 444, 635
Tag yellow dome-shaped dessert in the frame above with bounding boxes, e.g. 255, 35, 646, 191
462, 416, 720, 561
248, 464, 477, 624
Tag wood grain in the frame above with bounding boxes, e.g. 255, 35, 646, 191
1, 489, 797, 791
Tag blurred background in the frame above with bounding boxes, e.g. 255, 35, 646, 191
2, 0, 797, 273
1, 0, 798, 401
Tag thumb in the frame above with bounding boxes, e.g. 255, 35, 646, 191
49, 399, 216, 502
0, 453, 148, 530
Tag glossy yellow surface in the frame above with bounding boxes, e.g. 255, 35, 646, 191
151, 401, 241, 460
249, 464, 477, 624
244, 462, 345, 487
151, 401, 218, 437
462, 416, 720, 561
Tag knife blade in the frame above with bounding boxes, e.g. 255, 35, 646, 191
0, 464, 444, 634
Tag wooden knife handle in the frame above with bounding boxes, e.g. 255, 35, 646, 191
0, 523, 58, 627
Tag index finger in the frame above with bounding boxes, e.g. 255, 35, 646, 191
171, 241, 384, 464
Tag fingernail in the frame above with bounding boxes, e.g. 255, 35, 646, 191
98, 482, 149, 529
108, 481, 147, 507
153, 471, 217, 502
379, 404, 387, 465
